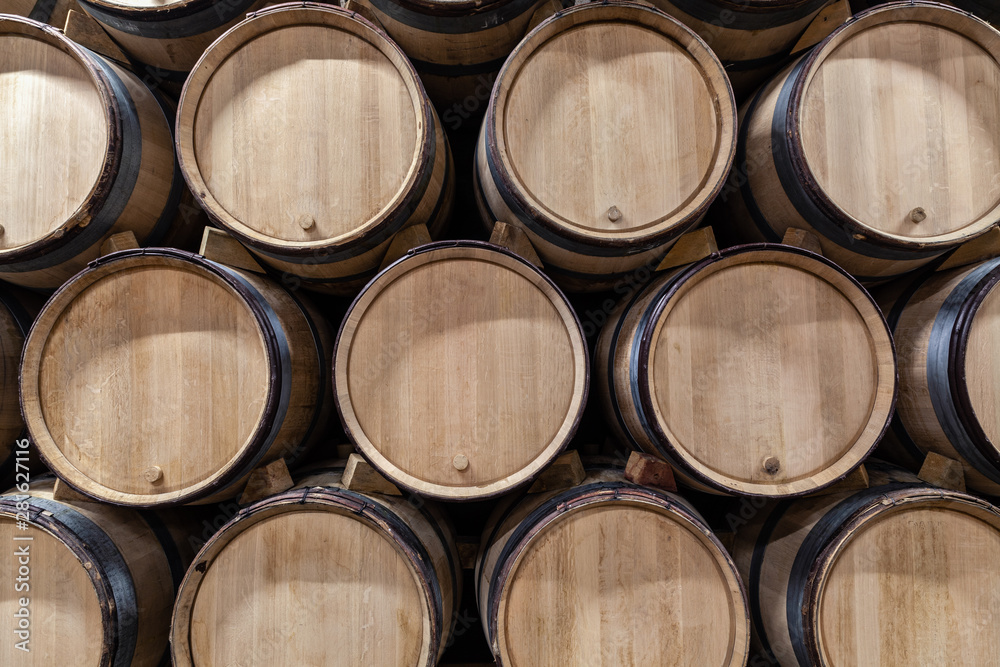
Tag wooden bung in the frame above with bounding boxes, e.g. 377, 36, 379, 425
596, 244, 896, 497
334, 240, 588, 501
477, 465, 750, 666
475, 2, 737, 292
721, 2, 1000, 284
171, 464, 462, 666
19, 247, 334, 506
176, 3, 454, 295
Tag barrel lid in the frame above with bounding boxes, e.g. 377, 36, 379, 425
176, 3, 434, 255
0, 16, 116, 261
793, 3, 1000, 249
486, 2, 736, 247
636, 244, 896, 496
19, 249, 281, 506
334, 240, 589, 500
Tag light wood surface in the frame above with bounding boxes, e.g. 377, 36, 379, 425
335, 242, 588, 500
477, 467, 750, 666
177, 3, 453, 294
596, 245, 895, 496
475, 2, 736, 291
20, 249, 333, 506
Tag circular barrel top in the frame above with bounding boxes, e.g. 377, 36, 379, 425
811, 490, 1000, 665
177, 3, 432, 254
488, 2, 735, 245
20, 250, 278, 506
795, 3, 1000, 246
0, 17, 113, 257
335, 241, 588, 500
640, 245, 895, 496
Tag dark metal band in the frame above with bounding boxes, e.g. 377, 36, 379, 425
663, 0, 829, 30
79, 0, 259, 40
410, 54, 508, 78
369, 0, 540, 33
747, 500, 792, 664
28, 0, 56, 22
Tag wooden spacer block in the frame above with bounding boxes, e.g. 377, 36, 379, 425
335, 443, 356, 460
715, 531, 736, 555
455, 537, 479, 570
807, 464, 870, 497
199, 227, 266, 273
100, 230, 139, 256
937, 227, 1000, 272
655, 227, 718, 272
782, 227, 824, 256
490, 221, 543, 268
918, 452, 967, 493
379, 223, 432, 270
239, 459, 294, 505
527, 0, 564, 30
53, 478, 92, 503
63, 10, 131, 66
528, 450, 586, 493
342, 0, 385, 29
342, 453, 402, 495
790, 0, 852, 55
624, 451, 677, 493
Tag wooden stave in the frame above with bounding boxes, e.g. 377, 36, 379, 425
0, 477, 196, 667
594, 243, 897, 497
474, 1, 737, 293
18, 247, 333, 507
475, 465, 751, 666
0, 16, 181, 290
170, 464, 462, 667
175, 2, 454, 296
875, 259, 1000, 495
718, 2, 1000, 284
730, 462, 1000, 666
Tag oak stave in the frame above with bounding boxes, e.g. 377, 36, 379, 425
717, 2, 1000, 283
170, 464, 462, 667
474, 2, 737, 292
0, 478, 197, 667
476, 465, 751, 666
177, 2, 454, 295
0, 15, 182, 290
334, 240, 589, 501
595, 243, 896, 497
730, 462, 1000, 666
20, 248, 334, 507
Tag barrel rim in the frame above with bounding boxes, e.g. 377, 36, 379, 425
18, 247, 285, 507
0, 15, 124, 266
333, 239, 590, 501
785, 1, 1000, 251
483, 1, 738, 249
632, 242, 898, 497
169, 485, 443, 667
175, 3, 437, 259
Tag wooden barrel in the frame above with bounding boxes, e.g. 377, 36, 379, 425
875, 257, 1000, 495
595, 243, 896, 497
719, 2, 1000, 284
477, 465, 751, 666
474, 2, 736, 292
170, 464, 461, 666
850, 0, 1000, 24
0, 478, 196, 666
731, 462, 1000, 666
19, 247, 334, 506
177, 3, 454, 295
0, 15, 182, 290
5, 0, 77, 28
335, 240, 588, 500
647, 0, 832, 99
0, 285, 43, 489
354, 0, 546, 109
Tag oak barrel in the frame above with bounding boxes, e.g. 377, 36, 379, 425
335, 240, 588, 501
474, 2, 737, 292
595, 243, 896, 497
170, 464, 461, 666
177, 3, 454, 295
876, 257, 1000, 495
719, 2, 1000, 283
647, 0, 832, 99
0, 15, 182, 290
20, 247, 333, 507
0, 478, 196, 667
0, 285, 42, 489
476, 465, 751, 666
731, 462, 1000, 666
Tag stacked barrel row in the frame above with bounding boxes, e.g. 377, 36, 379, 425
2, 0, 1000, 665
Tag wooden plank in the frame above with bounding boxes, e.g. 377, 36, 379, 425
490, 221, 543, 268
63, 9, 131, 66
937, 227, 1000, 271
100, 231, 139, 256
455, 537, 479, 570
527, 450, 585, 493
342, 453, 402, 495
239, 459, 294, 505
624, 451, 677, 492
379, 223, 432, 270
918, 451, 967, 493
782, 227, 824, 256
52, 478, 91, 503
790, 0, 853, 55
198, 227, 266, 273
655, 227, 718, 272
806, 464, 870, 497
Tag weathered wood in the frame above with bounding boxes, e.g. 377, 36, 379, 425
63, 9, 131, 66
378, 223, 432, 271
239, 459, 295, 505
489, 221, 543, 268
100, 230, 139, 256
526, 450, 585, 493
655, 227, 719, 272
805, 463, 870, 497
52, 478, 91, 503
782, 227, 824, 256
624, 451, 678, 493
198, 227, 265, 273
918, 452, 967, 493
937, 227, 1000, 271
342, 454, 403, 496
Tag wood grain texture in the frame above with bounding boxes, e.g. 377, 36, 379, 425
335, 242, 588, 500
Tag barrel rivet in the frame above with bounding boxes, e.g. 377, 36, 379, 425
453, 454, 469, 471
910, 207, 926, 223
763, 457, 780, 475
607, 206, 622, 223
297, 215, 316, 230
144, 466, 163, 484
